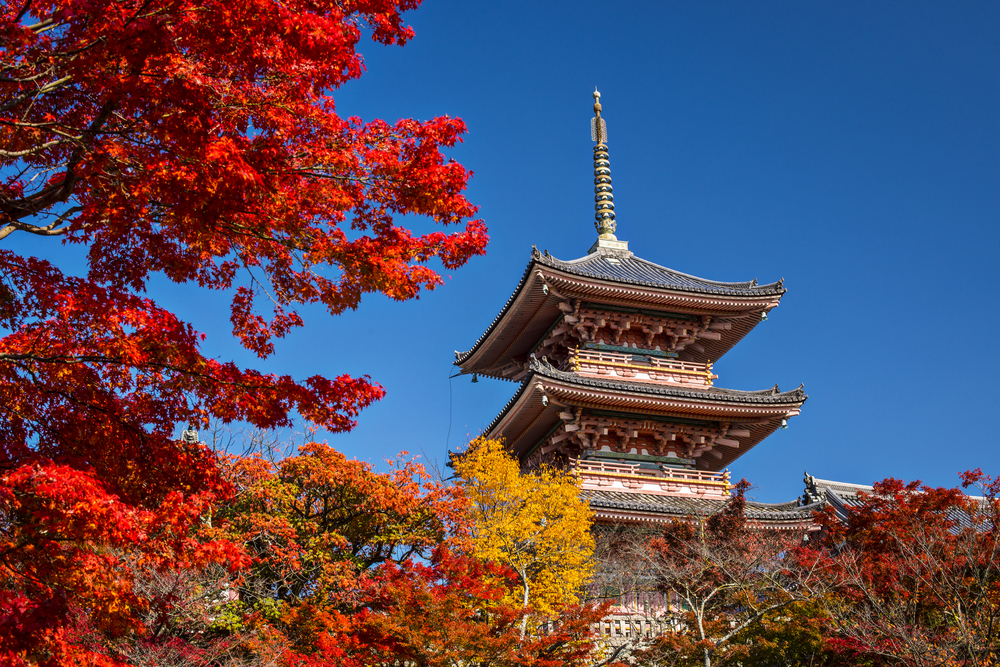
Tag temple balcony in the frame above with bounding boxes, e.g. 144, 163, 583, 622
566, 348, 718, 387
573, 458, 731, 500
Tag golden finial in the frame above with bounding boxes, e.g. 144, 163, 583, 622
591, 88, 606, 143
591, 88, 618, 244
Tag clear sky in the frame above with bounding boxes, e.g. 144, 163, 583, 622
31, 1, 999, 503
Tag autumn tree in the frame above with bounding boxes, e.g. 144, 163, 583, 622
806, 470, 1000, 667
212, 438, 604, 666
312, 545, 604, 667
109, 556, 288, 667
727, 599, 850, 667
593, 482, 826, 667
218, 441, 466, 653
452, 437, 596, 633
0, 0, 485, 663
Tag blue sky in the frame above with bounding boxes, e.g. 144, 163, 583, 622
286, 0, 1000, 502
24, 0, 998, 502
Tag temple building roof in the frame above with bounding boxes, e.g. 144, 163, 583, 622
586, 472, 990, 530
802, 474, 874, 504
456, 246, 785, 377
485, 358, 806, 471
801, 474, 875, 521
799, 474, 988, 528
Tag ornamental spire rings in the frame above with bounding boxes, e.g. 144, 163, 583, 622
591, 88, 617, 242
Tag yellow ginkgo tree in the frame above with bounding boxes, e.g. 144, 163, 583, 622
453, 437, 595, 634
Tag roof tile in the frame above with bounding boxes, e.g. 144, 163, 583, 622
538, 247, 784, 297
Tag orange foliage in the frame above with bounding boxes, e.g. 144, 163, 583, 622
0, 0, 485, 662
216, 441, 604, 666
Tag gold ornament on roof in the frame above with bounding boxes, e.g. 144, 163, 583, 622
591, 88, 616, 241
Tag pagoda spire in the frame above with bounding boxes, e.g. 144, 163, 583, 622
590, 89, 628, 253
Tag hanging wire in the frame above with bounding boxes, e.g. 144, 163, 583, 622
446, 370, 463, 449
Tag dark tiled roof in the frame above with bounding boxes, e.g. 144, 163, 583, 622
533, 360, 807, 405
802, 474, 873, 505
584, 489, 820, 522
801, 474, 989, 528
538, 247, 785, 297
483, 375, 534, 436
482, 359, 806, 437
800, 474, 876, 521
455, 246, 783, 365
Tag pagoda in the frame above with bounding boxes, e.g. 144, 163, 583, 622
456, 90, 808, 526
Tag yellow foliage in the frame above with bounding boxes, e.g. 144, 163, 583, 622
453, 437, 594, 619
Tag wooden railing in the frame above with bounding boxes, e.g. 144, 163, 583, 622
573, 458, 729, 485
568, 348, 717, 386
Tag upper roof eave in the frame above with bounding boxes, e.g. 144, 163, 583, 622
454, 250, 541, 367
537, 248, 786, 297
456, 246, 786, 367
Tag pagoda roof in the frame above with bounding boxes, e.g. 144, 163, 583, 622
533, 362, 806, 405
456, 246, 786, 376
585, 489, 822, 528
485, 359, 806, 471
537, 248, 784, 297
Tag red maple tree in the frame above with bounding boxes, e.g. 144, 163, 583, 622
0, 0, 486, 663
806, 470, 1000, 667
592, 481, 824, 667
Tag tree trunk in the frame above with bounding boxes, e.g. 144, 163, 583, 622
519, 569, 530, 639
696, 611, 711, 667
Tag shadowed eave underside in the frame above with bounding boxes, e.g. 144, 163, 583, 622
483, 359, 806, 472
456, 247, 785, 375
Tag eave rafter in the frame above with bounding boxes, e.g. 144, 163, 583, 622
487, 364, 805, 472
459, 258, 783, 377
538, 271, 782, 313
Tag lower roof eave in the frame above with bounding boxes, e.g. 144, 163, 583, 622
591, 507, 817, 530
485, 370, 805, 471
540, 382, 805, 418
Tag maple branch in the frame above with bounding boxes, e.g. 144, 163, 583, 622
0, 73, 72, 113
0, 100, 115, 226
0, 139, 74, 158
0, 207, 79, 241
28, 19, 66, 35
0, 70, 56, 84
14, 0, 32, 23
55, 37, 107, 59
289, 169, 376, 185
